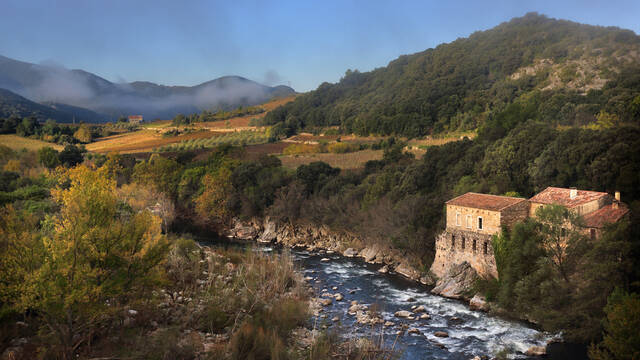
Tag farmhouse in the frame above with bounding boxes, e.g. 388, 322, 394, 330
128, 115, 144, 124
431, 188, 629, 280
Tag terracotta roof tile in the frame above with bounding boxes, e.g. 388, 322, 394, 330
446, 192, 526, 212
583, 203, 629, 228
529, 187, 608, 208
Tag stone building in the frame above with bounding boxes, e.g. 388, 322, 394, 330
430, 192, 529, 279
530, 187, 629, 240
431, 187, 629, 281
128, 115, 143, 124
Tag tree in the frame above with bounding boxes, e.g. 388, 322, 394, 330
58, 144, 84, 167
535, 204, 587, 283
1, 166, 168, 359
589, 289, 640, 360
195, 166, 233, 224
73, 124, 92, 143
38, 146, 60, 169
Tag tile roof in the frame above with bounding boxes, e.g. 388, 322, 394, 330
529, 187, 608, 208
583, 203, 630, 228
446, 192, 526, 212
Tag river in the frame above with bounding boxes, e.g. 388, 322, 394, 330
205, 238, 585, 359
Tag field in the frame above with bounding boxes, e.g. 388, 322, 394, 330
0, 134, 63, 151
85, 129, 218, 153
278, 149, 383, 169
157, 130, 269, 152
195, 95, 296, 131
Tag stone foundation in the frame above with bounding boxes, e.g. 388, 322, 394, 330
430, 229, 497, 279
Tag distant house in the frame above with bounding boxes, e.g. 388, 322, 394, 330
128, 115, 143, 124
432, 188, 629, 280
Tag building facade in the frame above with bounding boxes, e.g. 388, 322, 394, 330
431, 188, 629, 280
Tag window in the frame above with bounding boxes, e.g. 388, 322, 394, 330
477, 216, 483, 230
466, 215, 472, 228
456, 212, 461, 226
461, 237, 465, 250
472, 239, 477, 252
451, 235, 455, 249
483, 242, 488, 255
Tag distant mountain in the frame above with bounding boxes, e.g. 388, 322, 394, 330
0, 55, 295, 122
0, 87, 106, 122
264, 13, 640, 137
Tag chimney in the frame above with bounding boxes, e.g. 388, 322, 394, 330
570, 187, 577, 200
615, 191, 621, 202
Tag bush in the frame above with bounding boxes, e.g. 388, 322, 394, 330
230, 322, 288, 360
327, 142, 360, 153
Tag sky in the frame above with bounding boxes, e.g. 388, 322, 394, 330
1, 0, 639, 92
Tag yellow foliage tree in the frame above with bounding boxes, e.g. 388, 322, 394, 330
73, 124, 93, 143
1, 165, 168, 359
195, 167, 233, 223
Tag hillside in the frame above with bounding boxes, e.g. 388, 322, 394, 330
264, 13, 640, 137
0, 55, 295, 122
0, 88, 105, 122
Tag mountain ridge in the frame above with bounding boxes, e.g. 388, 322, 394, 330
0, 55, 295, 122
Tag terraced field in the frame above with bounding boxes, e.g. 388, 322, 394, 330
86, 129, 218, 153
278, 149, 383, 169
157, 130, 269, 152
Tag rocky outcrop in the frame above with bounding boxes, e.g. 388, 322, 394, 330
228, 217, 434, 289
525, 345, 546, 356
469, 294, 489, 311
431, 262, 479, 300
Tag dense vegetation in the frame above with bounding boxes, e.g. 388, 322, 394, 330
263, 13, 640, 138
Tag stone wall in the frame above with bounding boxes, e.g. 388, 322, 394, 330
430, 228, 497, 279
500, 200, 529, 228
446, 205, 501, 235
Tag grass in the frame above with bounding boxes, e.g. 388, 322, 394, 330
279, 149, 383, 169
85, 129, 218, 153
195, 95, 297, 131
0, 134, 63, 151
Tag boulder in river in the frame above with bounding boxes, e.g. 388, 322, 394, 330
413, 305, 426, 313
257, 218, 277, 243
320, 258, 330, 262
469, 294, 489, 311
395, 261, 421, 281
408, 328, 421, 335
394, 310, 413, 318
434, 331, 449, 338
320, 298, 333, 306
525, 345, 546, 356
343, 248, 358, 257
431, 261, 479, 300
378, 265, 389, 274
334, 293, 344, 301
360, 246, 378, 263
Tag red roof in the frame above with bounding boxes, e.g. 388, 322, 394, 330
583, 203, 629, 228
529, 187, 608, 208
128, 115, 143, 120
446, 192, 526, 212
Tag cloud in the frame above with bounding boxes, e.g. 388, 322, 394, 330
263, 70, 282, 86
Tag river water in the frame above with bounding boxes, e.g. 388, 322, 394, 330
289, 248, 551, 360
204, 238, 581, 359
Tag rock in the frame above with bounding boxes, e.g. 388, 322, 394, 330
332, 286, 338, 290
525, 345, 546, 356
406, 297, 416, 302
469, 294, 489, 312
394, 310, 413, 318
349, 289, 357, 294
334, 293, 344, 301
320, 258, 330, 262
322, 292, 333, 297
304, 276, 313, 281
434, 331, 449, 338
378, 265, 389, 274
411, 305, 417, 310
471, 357, 481, 360
431, 262, 479, 300
332, 316, 340, 322
449, 316, 463, 324
128, 309, 138, 316
384, 321, 394, 327
413, 305, 426, 313
326, 250, 335, 254
343, 248, 358, 257
420, 274, 436, 286
408, 328, 421, 334
395, 261, 421, 281
320, 298, 333, 306
234, 225, 258, 240
360, 246, 378, 263
257, 218, 277, 243
420, 314, 430, 320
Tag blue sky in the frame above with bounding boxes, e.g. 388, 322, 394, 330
1, 0, 639, 92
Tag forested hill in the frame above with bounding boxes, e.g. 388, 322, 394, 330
264, 13, 640, 137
